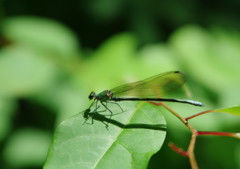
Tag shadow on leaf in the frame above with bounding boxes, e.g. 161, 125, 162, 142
82, 108, 167, 131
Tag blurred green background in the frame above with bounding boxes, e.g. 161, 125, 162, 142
0, 0, 240, 169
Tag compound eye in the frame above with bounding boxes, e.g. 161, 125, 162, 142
88, 91, 95, 100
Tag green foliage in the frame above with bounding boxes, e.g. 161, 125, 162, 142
0, 17, 83, 169
0, 98, 16, 141
0, 45, 57, 96
211, 106, 240, 116
169, 26, 240, 92
0, 15, 240, 169
3, 129, 51, 168
2, 17, 79, 59
44, 102, 166, 169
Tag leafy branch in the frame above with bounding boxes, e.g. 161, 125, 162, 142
151, 102, 240, 169
43, 99, 240, 169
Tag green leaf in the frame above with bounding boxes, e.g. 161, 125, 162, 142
211, 106, 240, 116
3, 129, 52, 168
169, 25, 240, 92
0, 97, 16, 141
2, 16, 79, 60
44, 102, 166, 169
0, 46, 58, 96
79, 33, 138, 92
139, 44, 178, 72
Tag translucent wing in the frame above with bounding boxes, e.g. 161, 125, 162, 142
110, 71, 186, 98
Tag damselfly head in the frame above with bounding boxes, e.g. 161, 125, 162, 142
88, 91, 96, 100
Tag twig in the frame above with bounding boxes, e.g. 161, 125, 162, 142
168, 142, 189, 157
149, 101, 240, 169
198, 131, 240, 139
160, 103, 199, 169
185, 110, 212, 121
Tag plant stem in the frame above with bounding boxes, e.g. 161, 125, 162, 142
185, 110, 212, 121
149, 101, 240, 169
160, 103, 199, 169
187, 128, 199, 169
168, 142, 189, 157
198, 131, 240, 138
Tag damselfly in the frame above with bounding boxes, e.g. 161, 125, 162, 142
87, 71, 203, 117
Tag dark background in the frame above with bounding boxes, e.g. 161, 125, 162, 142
3, 0, 240, 48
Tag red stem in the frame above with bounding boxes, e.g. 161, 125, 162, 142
185, 110, 212, 121
168, 142, 189, 157
197, 131, 240, 138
